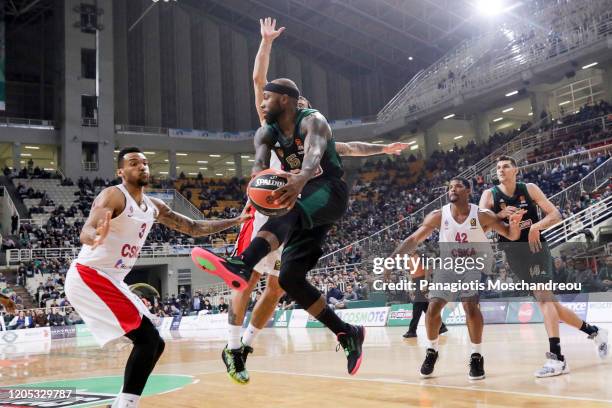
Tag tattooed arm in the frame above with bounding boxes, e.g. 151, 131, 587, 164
335, 141, 410, 157
150, 198, 251, 237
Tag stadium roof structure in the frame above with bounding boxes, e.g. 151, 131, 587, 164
179, 0, 477, 80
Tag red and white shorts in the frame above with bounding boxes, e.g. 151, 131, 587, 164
65, 262, 157, 347
235, 207, 282, 277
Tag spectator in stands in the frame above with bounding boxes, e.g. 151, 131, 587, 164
279, 293, 296, 310
191, 291, 203, 312
247, 291, 262, 312
599, 256, 612, 291
11, 213, 18, 235
0, 273, 5, 284
495, 266, 514, 285
217, 297, 228, 313
326, 282, 345, 309
47, 307, 65, 326
552, 257, 568, 283
8, 310, 31, 330
178, 286, 190, 311
34, 309, 48, 327
343, 285, 359, 302
201, 299, 213, 313
66, 307, 84, 325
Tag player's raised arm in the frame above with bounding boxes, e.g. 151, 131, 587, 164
80, 187, 124, 248
253, 18, 285, 125
389, 210, 442, 259
479, 208, 525, 241
335, 141, 410, 157
252, 126, 274, 175
151, 197, 250, 237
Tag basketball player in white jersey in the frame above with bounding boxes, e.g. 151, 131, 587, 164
65, 147, 249, 408
387, 177, 525, 380
221, 17, 410, 384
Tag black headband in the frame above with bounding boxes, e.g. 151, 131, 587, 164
264, 82, 300, 99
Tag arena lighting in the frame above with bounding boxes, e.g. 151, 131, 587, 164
143, 151, 155, 155
410, 145, 419, 150
228, 168, 235, 171
114, 150, 120, 153
164, 159, 168, 162
408, 140, 417, 145
528, 112, 533, 116
408, 56, 414, 61
176, 153, 188, 156
443, 113, 455, 119
505, 90, 519, 97
502, 107, 514, 113
210, 154, 221, 157
24, 146, 40, 150
241, 155, 249, 158
215, 173, 223, 176
20, 153, 32, 157
582, 62, 598, 69
248, 159, 255, 162
159, 171, 168, 174
199, 167, 208, 170
493, 117, 504, 122
476, 0, 505, 16
225, 161, 234, 164
454, 135, 464, 140
559, 100, 571, 106
372, 140, 385, 143
188, 173, 197, 176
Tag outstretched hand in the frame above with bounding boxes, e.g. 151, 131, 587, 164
260, 17, 285, 42
382, 142, 410, 156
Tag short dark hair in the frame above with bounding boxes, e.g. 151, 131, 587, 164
117, 147, 143, 168
450, 176, 471, 189
496, 155, 517, 167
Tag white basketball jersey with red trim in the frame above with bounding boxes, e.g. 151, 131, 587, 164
76, 184, 157, 280
439, 203, 488, 243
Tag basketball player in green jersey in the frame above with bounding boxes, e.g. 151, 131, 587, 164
479, 155, 608, 377
195, 77, 367, 376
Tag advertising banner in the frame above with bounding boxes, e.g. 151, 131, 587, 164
387, 304, 414, 327
50, 325, 77, 340
506, 302, 544, 323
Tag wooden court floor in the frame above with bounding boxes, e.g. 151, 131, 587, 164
1, 323, 611, 407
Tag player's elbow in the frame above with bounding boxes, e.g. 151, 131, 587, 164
253, 76, 266, 88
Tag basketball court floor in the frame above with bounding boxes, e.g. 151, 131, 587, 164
1, 323, 611, 407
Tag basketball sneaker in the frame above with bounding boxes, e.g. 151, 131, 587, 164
589, 327, 608, 359
534, 352, 569, 378
468, 353, 485, 380
420, 348, 439, 378
242, 342, 254, 363
191, 247, 252, 291
336, 325, 365, 375
222, 345, 250, 384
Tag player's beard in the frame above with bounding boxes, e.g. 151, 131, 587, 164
265, 105, 283, 124
137, 174, 149, 187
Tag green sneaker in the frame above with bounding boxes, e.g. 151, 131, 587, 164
222, 345, 250, 384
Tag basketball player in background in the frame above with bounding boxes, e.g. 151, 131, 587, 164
480, 155, 608, 377
401, 252, 448, 339
65, 147, 249, 408
387, 177, 525, 379
221, 17, 410, 384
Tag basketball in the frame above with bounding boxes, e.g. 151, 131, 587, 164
247, 169, 290, 216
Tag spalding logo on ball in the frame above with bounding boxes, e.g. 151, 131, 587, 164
247, 169, 290, 216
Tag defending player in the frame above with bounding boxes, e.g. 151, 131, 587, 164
388, 177, 524, 379
65, 147, 249, 408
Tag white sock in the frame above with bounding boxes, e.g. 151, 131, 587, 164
111, 393, 140, 408
228, 324, 242, 349
428, 337, 439, 351
242, 323, 261, 347
471, 342, 482, 355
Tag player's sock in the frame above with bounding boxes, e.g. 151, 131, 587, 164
549, 337, 564, 361
228, 324, 242, 349
580, 321, 598, 336
315, 306, 351, 335
242, 323, 261, 347
428, 337, 439, 352
240, 237, 271, 270
111, 393, 140, 408
470, 342, 482, 356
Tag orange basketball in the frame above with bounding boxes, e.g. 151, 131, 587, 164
247, 169, 290, 216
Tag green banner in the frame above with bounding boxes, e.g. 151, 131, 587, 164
306, 314, 325, 328
76, 324, 92, 337
387, 304, 414, 326
273, 310, 293, 328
